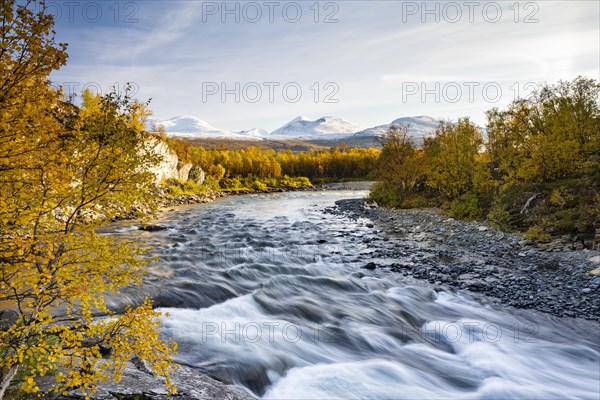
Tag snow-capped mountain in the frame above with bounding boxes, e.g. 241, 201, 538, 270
353, 116, 440, 140
343, 116, 441, 148
270, 116, 362, 139
151, 116, 262, 140
239, 128, 269, 138
150, 114, 444, 146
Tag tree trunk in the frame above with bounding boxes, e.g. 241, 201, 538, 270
0, 364, 19, 400
520, 193, 540, 215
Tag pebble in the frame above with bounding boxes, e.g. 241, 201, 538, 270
330, 198, 600, 321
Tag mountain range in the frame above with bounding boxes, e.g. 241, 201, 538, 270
149, 115, 444, 145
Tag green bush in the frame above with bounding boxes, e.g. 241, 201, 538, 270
448, 193, 483, 220
524, 225, 552, 243
251, 179, 269, 191
163, 178, 212, 196
400, 193, 437, 209
368, 182, 402, 208
487, 203, 513, 230
203, 176, 221, 191
221, 177, 244, 190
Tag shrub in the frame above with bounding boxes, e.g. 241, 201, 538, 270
487, 203, 513, 230
399, 193, 437, 209
368, 182, 402, 208
221, 177, 244, 190
164, 178, 211, 196
251, 179, 269, 191
448, 193, 483, 220
548, 188, 572, 207
203, 176, 221, 191
524, 225, 552, 242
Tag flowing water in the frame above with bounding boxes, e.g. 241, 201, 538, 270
105, 191, 600, 399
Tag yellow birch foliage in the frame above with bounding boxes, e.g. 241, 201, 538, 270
0, 1, 176, 397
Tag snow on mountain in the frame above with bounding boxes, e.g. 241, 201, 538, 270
353, 116, 441, 140
151, 116, 259, 140
238, 128, 269, 138
270, 116, 362, 139
390, 116, 441, 138
150, 115, 444, 146
343, 116, 442, 148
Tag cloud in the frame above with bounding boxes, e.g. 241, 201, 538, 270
51, 0, 599, 131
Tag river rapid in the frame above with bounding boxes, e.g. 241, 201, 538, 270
104, 190, 600, 400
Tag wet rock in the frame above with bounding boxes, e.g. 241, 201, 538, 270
362, 262, 377, 270
467, 280, 488, 292
139, 224, 168, 232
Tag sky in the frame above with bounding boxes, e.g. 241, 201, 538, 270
49, 0, 600, 132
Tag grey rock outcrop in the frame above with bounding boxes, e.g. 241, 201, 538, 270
36, 361, 254, 400
189, 165, 206, 184
178, 163, 193, 182
144, 136, 179, 184
143, 137, 204, 185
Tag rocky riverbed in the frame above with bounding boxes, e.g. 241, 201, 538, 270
328, 199, 600, 321
24, 190, 596, 399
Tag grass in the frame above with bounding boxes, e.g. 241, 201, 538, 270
163, 175, 313, 197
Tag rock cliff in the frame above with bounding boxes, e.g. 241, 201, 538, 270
143, 136, 203, 185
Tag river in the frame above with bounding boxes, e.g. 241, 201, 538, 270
104, 190, 600, 399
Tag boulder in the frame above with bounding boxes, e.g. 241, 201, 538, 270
588, 267, 600, 276
189, 165, 206, 184
178, 163, 193, 182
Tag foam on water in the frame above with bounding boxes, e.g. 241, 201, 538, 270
112, 191, 599, 399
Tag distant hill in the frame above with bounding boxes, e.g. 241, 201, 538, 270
344, 116, 441, 148
270, 116, 362, 139
150, 116, 264, 140
152, 115, 445, 148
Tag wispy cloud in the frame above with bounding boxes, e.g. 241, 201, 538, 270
51, 0, 599, 131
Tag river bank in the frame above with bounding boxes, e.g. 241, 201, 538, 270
329, 198, 600, 320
